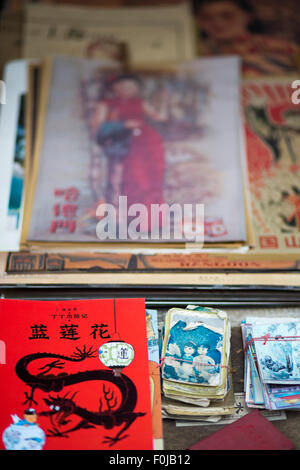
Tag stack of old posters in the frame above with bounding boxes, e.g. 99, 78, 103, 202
193, 0, 300, 256
3, 0, 300, 259
160, 306, 235, 421
242, 317, 300, 411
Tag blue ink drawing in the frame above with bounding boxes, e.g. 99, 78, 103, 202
252, 320, 300, 384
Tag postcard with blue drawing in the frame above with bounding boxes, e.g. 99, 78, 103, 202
162, 307, 228, 387
250, 318, 300, 385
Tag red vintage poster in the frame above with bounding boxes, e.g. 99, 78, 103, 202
243, 76, 300, 252
24, 56, 246, 245
0, 298, 153, 450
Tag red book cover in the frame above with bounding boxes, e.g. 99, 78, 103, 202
0, 298, 154, 450
188, 410, 294, 450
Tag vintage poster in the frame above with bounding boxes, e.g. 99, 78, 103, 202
0, 298, 154, 450
243, 76, 300, 252
0, 60, 29, 251
0, 11, 23, 77
6, 94, 25, 231
6, 251, 300, 274
25, 55, 246, 245
23, 2, 196, 66
193, 0, 300, 75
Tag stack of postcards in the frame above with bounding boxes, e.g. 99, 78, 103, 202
242, 317, 300, 411
160, 306, 235, 421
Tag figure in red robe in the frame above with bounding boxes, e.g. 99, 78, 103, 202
91, 74, 166, 232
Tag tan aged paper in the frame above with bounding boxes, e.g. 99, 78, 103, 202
23, 2, 196, 66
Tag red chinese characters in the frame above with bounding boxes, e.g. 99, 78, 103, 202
50, 187, 79, 233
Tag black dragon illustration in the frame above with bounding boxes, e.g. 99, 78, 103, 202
15, 345, 145, 446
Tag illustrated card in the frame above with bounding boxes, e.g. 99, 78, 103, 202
162, 307, 228, 387
251, 319, 300, 384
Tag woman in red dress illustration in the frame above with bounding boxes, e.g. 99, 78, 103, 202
91, 74, 167, 233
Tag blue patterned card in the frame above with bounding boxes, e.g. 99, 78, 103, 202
252, 320, 300, 384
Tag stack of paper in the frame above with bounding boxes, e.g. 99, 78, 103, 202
160, 306, 235, 420
0, 50, 249, 252
146, 309, 163, 450
242, 317, 300, 410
